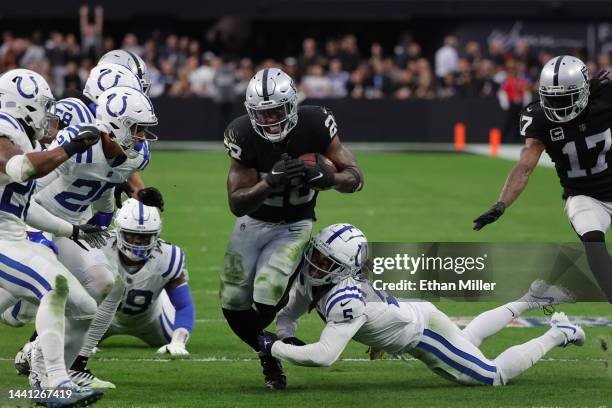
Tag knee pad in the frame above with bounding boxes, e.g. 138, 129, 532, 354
83, 266, 115, 303
580, 230, 606, 242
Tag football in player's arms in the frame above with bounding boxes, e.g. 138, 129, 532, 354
259, 224, 584, 387
474, 55, 612, 302
221, 67, 364, 390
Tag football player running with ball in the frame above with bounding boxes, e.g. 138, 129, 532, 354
258, 224, 584, 387
474, 56, 612, 302
221, 67, 363, 390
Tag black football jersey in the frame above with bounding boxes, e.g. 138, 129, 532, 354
520, 81, 612, 201
223, 105, 338, 222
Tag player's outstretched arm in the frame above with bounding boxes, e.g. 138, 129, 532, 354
473, 138, 544, 230
227, 158, 273, 216
0, 126, 100, 182
268, 316, 366, 367
324, 137, 363, 193
158, 275, 195, 356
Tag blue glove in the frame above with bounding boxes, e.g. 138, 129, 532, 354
257, 331, 277, 356
27, 231, 59, 255
87, 211, 114, 228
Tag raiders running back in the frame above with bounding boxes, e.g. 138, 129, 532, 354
224, 104, 338, 223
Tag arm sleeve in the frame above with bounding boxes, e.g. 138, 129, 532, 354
25, 200, 73, 237
271, 315, 366, 367
275, 283, 311, 339
166, 282, 195, 333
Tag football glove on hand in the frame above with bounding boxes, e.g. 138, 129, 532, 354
27, 231, 59, 255
257, 331, 278, 356
138, 187, 165, 211
265, 154, 306, 189
114, 182, 134, 208
473, 201, 506, 231
281, 337, 306, 346
71, 224, 110, 250
305, 154, 335, 190
61, 125, 102, 156
157, 328, 190, 356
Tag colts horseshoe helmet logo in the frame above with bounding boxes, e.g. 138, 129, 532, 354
14, 75, 39, 99
97, 68, 122, 92
106, 93, 128, 117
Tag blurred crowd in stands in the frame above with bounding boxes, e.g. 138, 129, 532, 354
1, 5, 609, 105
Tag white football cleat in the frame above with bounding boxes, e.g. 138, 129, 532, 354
28, 340, 46, 390
15, 341, 34, 375
69, 368, 116, 389
550, 312, 585, 347
525, 279, 575, 308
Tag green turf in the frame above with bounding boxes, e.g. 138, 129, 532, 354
1, 152, 610, 408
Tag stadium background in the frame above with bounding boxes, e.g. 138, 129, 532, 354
0, 1, 611, 406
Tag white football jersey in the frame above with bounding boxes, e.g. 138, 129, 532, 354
34, 124, 151, 224
102, 239, 187, 325
0, 111, 36, 241
280, 276, 425, 354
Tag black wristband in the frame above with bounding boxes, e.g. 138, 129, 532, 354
61, 140, 85, 157
344, 167, 363, 192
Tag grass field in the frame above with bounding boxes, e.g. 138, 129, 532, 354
1, 151, 611, 407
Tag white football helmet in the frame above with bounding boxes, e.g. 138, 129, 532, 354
303, 223, 368, 286
539, 55, 590, 123
0, 69, 58, 140
244, 67, 298, 142
115, 198, 162, 262
96, 86, 158, 159
83, 63, 143, 104
98, 50, 150, 94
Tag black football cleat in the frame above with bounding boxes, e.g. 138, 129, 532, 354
259, 354, 287, 390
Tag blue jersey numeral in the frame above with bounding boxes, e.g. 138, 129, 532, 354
54, 179, 117, 212
0, 180, 35, 219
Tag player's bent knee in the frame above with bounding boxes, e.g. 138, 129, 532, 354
220, 280, 253, 310
580, 230, 606, 242
84, 265, 116, 302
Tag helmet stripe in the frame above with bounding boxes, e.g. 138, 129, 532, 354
138, 201, 144, 225
125, 50, 143, 77
262, 68, 270, 101
553, 55, 564, 86
325, 224, 354, 244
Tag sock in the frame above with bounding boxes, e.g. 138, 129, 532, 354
35, 275, 69, 388
78, 274, 124, 359
494, 329, 564, 384
462, 301, 533, 347
582, 241, 612, 302
222, 308, 263, 351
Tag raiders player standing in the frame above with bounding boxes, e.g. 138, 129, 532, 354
474, 55, 612, 302
221, 67, 363, 390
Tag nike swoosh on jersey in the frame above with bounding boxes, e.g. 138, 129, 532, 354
340, 300, 350, 307
271, 170, 285, 175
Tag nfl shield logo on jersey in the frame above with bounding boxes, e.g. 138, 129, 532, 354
550, 127, 565, 141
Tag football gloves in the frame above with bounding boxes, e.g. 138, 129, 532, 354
114, 183, 165, 212
473, 201, 506, 231
257, 331, 278, 356
157, 328, 190, 356
265, 153, 306, 189
305, 154, 335, 190
71, 224, 110, 250
281, 337, 306, 346
138, 187, 164, 211
61, 125, 101, 156
114, 182, 134, 208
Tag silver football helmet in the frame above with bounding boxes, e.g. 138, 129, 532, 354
244, 68, 298, 142
302, 224, 368, 287
539, 55, 590, 123
98, 49, 150, 94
